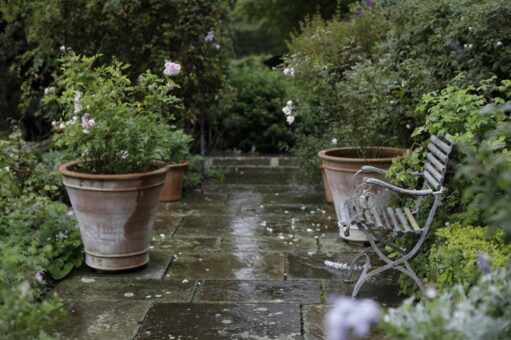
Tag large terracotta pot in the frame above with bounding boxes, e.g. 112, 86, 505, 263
160, 161, 189, 202
320, 165, 333, 204
318, 147, 406, 242
59, 160, 168, 271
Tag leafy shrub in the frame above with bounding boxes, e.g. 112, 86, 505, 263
383, 0, 511, 86
386, 77, 511, 294
383, 264, 511, 340
0, 0, 232, 146
215, 57, 295, 153
0, 195, 82, 281
0, 280, 64, 339
459, 107, 511, 242
44, 53, 184, 174
428, 224, 511, 291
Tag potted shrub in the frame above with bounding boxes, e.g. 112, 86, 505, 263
45, 53, 181, 270
159, 129, 192, 202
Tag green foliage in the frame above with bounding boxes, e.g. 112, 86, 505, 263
383, 265, 511, 340
383, 0, 511, 85
429, 224, 511, 291
45, 53, 186, 174
0, 0, 232, 145
458, 105, 511, 242
232, 0, 350, 55
0, 131, 81, 337
215, 57, 295, 153
0, 280, 64, 339
0, 194, 83, 282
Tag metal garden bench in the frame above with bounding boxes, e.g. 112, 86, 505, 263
341, 134, 455, 297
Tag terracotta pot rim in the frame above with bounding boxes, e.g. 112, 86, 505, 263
318, 147, 406, 164
166, 161, 189, 170
59, 160, 169, 180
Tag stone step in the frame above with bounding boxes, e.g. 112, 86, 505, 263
205, 155, 298, 169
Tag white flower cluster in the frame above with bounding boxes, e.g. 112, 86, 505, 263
81, 112, 95, 134
204, 29, 221, 50
331, 138, 338, 145
51, 91, 95, 134
282, 100, 295, 125
164, 60, 181, 76
44, 87, 55, 96
204, 30, 215, 42
326, 297, 380, 340
283, 67, 295, 78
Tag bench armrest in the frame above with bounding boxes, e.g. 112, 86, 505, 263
363, 178, 434, 196
360, 165, 387, 175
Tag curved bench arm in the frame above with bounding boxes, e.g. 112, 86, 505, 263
363, 178, 435, 196
360, 165, 387, 175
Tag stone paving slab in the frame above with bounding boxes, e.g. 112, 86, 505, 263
322, 280, 403, 307
57, 279, 196, 303
194, 280, 321, 304
221, 168, 298, 185
287, 252, 364, 280
173, 215, 264, 237
206, 183, 314, 193
302, 304, 386, 340
136, 303, 301, 340
54, 156, 405, 339
220, 236, 318, 253
70, 249, 173, 280
153, 236, 223, 253
165, 252, 285, 280
52, 301, 150, 340
303, 304, 329, 340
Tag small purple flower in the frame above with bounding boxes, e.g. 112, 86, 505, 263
214, 43, 221, 50
365, 0, 373, 9
169, 85, 174, 92
477, 253, 491, 276
326, 296, 380, 340
34, 272, 43, 282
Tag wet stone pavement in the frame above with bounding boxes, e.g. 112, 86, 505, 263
53, 156, 402, 339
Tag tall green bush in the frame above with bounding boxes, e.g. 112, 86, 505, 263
0, 0, 232, 145
214, 58, 295, 153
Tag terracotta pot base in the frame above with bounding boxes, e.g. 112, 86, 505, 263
85, 249, 149, 271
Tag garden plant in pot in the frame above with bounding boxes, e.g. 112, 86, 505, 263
45, 53, 182, 271
315, 64, 408, 242
159, 129, 192, 202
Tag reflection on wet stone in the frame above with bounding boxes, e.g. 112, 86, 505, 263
137, 303, 301, 340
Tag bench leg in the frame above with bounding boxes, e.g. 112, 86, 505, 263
350, 223, 426, 297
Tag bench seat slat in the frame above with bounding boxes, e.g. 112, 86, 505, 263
427, 153, 446, 173
371, 207, 384, 228
424, 171, 441, 191
425, 163, 443, 183
396, 208, 412, 233
431, 135, 452, 154
427, 144, 448, 163
387, 208, 401, 233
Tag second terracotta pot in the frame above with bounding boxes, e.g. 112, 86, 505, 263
160, 161, 189, 202
319, 147, 406, 242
